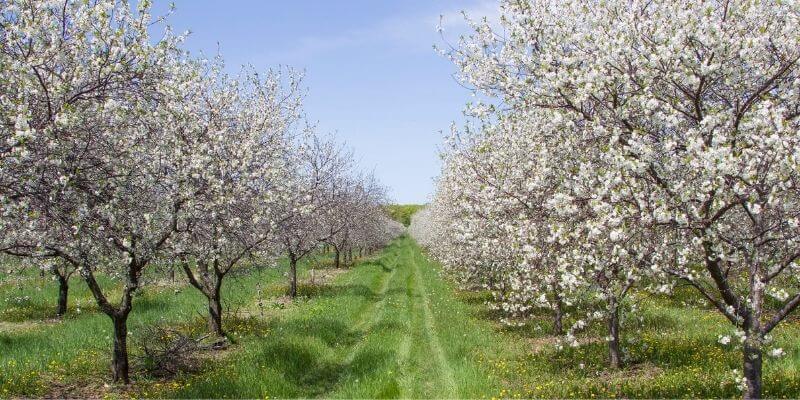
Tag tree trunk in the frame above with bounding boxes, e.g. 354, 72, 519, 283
334, 249, 341, 269
553, 297, 564, 335
289, 257, 298, 298
743, 340, 763, 399
56, 274, 69, 317
208, 292, 224, 336
112, 315, 130, 384
608, 307, 621, 369
743, 260, 764, 400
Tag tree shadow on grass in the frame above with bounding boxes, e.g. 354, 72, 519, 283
369, 320, 405, 333
0, 302, 59, 322
308, 283, 381, 302
271, 316, 362, 348
2, 293, 176, 325
257, 340, 343, 394
132, 295, 176, 314
248, 340, 395, 398
0, 332, 39, 354
629, 335, 734, 369
383, 287, 415, 298
377, 261, 394, 273
181, 314, 397, 398
458, 291, 491, 305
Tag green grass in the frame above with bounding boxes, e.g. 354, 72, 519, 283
0, 255, 323, 397
385, 204, 424, 227
449, 287, 800, 398
1, 237, 799, 398
147, 236, 504, 398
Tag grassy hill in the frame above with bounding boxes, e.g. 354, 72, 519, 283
385, 204, 425, 227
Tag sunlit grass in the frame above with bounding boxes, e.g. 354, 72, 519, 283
0, 256, 314, 397
455, 280, 800, 398
149, 238, 503, 398
1, 237, 799, 398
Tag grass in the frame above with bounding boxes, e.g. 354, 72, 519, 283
1, 236, 799, 398
451, 287, 800, 398
145, 236, 504, 398
0, 255, 321, 397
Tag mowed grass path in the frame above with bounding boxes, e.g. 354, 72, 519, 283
3, 236, 799, 398
159, 236, 504, 398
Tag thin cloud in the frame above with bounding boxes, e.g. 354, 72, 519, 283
272, 0, 501, 62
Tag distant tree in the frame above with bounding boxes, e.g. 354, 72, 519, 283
323, 173, 390, 267
386, 204, 425, 227
275, 134, 350, 298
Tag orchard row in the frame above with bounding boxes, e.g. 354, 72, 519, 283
412, 1, 800, 399
0, 0, 403, 385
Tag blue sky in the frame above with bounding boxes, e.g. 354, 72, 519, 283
150, 1, 498, 204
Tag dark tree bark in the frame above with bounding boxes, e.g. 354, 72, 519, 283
289, 256, 298, 298
81, 260, 140, 384
182, 260, 227, 337
334, 248, 341, 269
56, 272, 69, 317
608, 305, 621, 369
553, 295, 564, 336
49, 262, 75, 317
112, 314, 130, 384
208, 290, 224, 336
743, 340, 763, 399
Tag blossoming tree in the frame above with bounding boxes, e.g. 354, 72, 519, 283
0, 0, 197, 383
429, 0, 800, 397
170, 63, 302, 337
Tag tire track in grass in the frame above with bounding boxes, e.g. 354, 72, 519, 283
409, 245, 458, 399
341, 249, 399, 366
326, 248, 403, 398
391, 256, 413, 399
315, 250, 398, 398
394, 332, 412, 399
